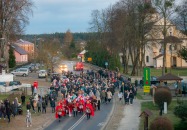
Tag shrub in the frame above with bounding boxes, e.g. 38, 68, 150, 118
154, 88, 172, 108
174, 103, 187, 121
174, 121, 187, 130
150, 116, 173, 130
150, 86, 170, 96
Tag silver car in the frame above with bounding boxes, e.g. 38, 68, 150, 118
11, 68, 29, 77
38, 70, 47, 78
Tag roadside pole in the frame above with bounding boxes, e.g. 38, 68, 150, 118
123, 84, 125, 104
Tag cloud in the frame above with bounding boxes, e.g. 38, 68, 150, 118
26, 0, 119, 34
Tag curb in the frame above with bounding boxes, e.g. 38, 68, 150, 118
101, 92, 117, 130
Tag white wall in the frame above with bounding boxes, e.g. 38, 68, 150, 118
0, 73, 13, 82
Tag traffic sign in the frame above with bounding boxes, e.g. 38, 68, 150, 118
143, 68, 151, 93
87, 57, 92, 62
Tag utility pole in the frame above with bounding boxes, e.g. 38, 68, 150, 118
34, 35, 36, 72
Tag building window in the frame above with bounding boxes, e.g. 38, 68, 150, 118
146, 56, 149, 63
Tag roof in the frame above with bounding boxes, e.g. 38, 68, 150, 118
160, 36, 183, 44
153, 54, 163, 59
79, 50, 87, 55
157, 73, 183, 81
15, 39, 34, 45
11, 44, 28, 55
139, 109, 153, 117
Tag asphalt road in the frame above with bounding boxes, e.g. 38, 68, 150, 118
45, 100, 114, 130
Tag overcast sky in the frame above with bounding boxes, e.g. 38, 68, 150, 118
26, 0, 119, 34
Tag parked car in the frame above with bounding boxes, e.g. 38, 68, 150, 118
9, 81, 22, 86
0, 82, 7, 87
142, 76, 160, 85
11, 68, 29, 77
38, 70, 47, 78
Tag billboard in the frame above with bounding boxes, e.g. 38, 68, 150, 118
143, 68, 151, 93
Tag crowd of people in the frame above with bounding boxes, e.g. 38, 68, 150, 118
0, 95, 24, 123
0, 68, 138, 126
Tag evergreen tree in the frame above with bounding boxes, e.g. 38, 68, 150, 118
8, 47, 16, 68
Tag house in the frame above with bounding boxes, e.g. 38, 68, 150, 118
11, 44, 28, 64
77, 50, 87, 62
144, 14, 187, 68
14, 39, 34, 61
126, 13, 187, 68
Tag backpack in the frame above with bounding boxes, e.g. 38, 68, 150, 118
42, 101, 46, 107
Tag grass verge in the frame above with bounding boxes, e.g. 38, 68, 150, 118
139, 100, 181, 130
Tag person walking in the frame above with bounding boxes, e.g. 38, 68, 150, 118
21, 93, 26, 105
85, 100, 94, 120
101, 90, 106, 103
118, 91, 123, 102
37, 100, 42, 113
42, 99, 47, 114
96, 89, 101, 110
0, 100, 5, 120
29, 96, 36, 113
73, 101, 78, 117
107, 90, 112, 103
26, 102, 31, 111
50, 98, 56, 113
14, 97, 18, 115
6, 105, 11, 123
55, 103, 63, 122
26, 110, 32, 127
86, 106, 91, 120
10, 101, 16, 117
129, 90, 134, 105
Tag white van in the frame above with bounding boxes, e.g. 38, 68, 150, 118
11, 68, 29, 77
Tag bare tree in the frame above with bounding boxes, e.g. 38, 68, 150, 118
174, 0, 187, 35
37, 38, 62, 73
0, 0, 33, 70
152, 0, 176, 75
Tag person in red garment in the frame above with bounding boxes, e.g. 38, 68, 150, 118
78, 97, 85, 114
85, 100, 94, 120
55, 102, 63, 122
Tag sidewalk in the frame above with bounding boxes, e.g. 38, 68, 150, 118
117, 99, 141, 130
104, 93, 142, 130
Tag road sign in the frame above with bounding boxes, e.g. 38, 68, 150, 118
143, 68, 151, 93
105, 62, 108, 66
87, 57, 92, 62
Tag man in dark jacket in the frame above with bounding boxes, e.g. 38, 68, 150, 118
10, 101, 16, 117
6, 105, 11, 123
21, 93, 26, 105
50, 99, 55, 113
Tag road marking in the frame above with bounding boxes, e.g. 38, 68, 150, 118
97, 122, 105, 127
68, 114, 86, 130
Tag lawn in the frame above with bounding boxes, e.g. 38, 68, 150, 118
123, 67, 187, 76
150, 68, 187, 77
139, 100, 183, 130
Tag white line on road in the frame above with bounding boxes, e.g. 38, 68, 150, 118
68, 114, 86, 130
97, 122, 105, 127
